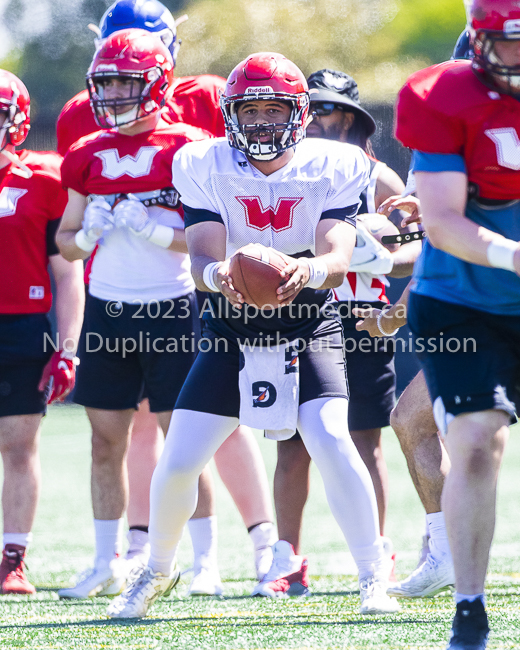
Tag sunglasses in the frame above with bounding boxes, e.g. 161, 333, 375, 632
310, 102, 346, 116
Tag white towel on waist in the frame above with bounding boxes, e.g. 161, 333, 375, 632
239, 342, 299, 441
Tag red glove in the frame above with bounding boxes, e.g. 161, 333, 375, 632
38, 350, 78, 404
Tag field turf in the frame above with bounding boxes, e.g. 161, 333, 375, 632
0, 404, 519, 649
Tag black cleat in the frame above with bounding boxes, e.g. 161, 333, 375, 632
447, 598, 489, 650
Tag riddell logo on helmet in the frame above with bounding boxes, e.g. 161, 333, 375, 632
504, 19, 520, 33
96, 64, 119, 72
245, 86, 274, 94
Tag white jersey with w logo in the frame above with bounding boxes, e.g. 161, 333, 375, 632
172, 137, 370, 258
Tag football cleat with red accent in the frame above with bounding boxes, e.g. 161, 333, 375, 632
0, 544, 36, 595
251, 540, 310, 597
38, 350, 78, 404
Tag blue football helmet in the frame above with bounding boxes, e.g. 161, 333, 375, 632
451, 29, 473, 60
98, 0, 180, 64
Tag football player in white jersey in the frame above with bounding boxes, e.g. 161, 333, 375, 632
108, 52, 400, 619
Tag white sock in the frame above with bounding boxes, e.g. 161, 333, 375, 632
94, 518, 123, 566
298, 398, 383, 580
126, 529, 149, 559
426, 512, 452, 560
148, 410, 236, 576
455, 592, 485, 605
188, 515, 218, 571
249, 522, 276, 551
3, 533, 32, 548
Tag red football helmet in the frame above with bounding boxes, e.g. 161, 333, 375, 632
220, 52, 309, 161
465, 0, 520, 92
0, 70, 30, 152
86, 28, 174, 128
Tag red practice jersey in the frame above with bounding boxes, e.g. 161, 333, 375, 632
61, 122, 210, 197
0, 151, 67, 314
57, 74, 225, 156
396, 59, 520, 200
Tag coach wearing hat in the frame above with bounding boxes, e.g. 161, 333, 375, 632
306, 69, 376, 153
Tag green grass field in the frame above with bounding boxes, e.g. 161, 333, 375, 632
0, 405, 519, 649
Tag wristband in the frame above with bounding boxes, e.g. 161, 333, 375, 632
376, 309, 399, 336
203, 261, 221, 292
486, 238, 517, 272
148, 224, 175, 248
305, 257, 328, 289
75, 229, 97, 252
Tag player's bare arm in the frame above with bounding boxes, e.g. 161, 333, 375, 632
416, 170, 520, 274
56, 190, 91, 261
374, 164, 421, 278
352, 279, 411, 338
48, 254, 85, 352
186, 220, 244, 307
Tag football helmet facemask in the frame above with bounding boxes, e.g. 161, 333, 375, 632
465, 0, 520, 93
97, 0, 180, 65
0, 70, 30, 152
87, 28, 174, 129
220, 52, 310, 162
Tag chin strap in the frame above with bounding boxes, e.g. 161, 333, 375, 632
2, 149, 32, 178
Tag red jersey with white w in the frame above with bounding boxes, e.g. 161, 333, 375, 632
396, 59, 520, 200
56, 74, 225, 156
0, 150, 67, 314
61, 123, 210, 303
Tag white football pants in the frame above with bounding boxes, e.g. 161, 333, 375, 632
149, 397, 383, 578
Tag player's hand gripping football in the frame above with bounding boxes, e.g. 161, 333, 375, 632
82, 197, 114, 244
38, 350, 78, 404
215, 258, 245, 308
277, 252, 310, 307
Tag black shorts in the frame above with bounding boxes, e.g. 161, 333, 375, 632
340, 302, 396, 431
408, 292, 520, 434
176, 328, 348, 418
74, 293, 201, 412
0, 314, 53, 417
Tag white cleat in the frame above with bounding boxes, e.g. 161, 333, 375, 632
255, 544, 274, 582
58, 558, 126, 599
359, 575, 400, 615
188, 566, 223, 596
387, 552, 454, 598
107, 563, 180, 619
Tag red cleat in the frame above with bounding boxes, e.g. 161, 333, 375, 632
0, 544, 36, 595
251, 540, 310, 597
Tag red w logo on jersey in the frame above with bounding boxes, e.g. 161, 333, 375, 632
236, 196, 303, 232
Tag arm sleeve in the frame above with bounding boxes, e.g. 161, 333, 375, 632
320, 205, 358, 228
412, 151, 467, 173
182, 204, 224, 228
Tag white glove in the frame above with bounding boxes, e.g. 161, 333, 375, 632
114, 195, 175, 248
113, 196, 152, 235
348, 223, 394, 275
76, 197, 113, 252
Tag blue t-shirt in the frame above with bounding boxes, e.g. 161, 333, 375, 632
411, 151, 520, 315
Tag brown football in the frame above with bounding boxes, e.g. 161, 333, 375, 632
358, 213, 400, 252
229, 245, 288, 309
